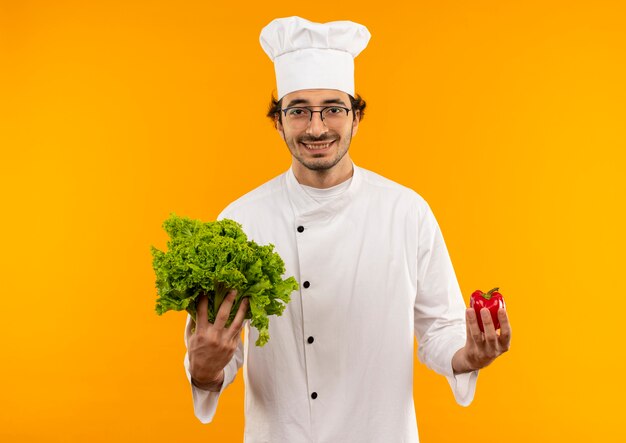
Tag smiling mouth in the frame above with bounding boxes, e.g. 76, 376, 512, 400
301, 140, 336, 150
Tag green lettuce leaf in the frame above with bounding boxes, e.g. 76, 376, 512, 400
151, 213, 299, 346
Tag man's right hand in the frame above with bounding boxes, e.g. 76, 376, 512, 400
188, 290, 249, 391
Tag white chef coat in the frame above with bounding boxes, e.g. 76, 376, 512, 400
183, 163, 479, 443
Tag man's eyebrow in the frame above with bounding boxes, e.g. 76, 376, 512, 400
285, 98, 347, 107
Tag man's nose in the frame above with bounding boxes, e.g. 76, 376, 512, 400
306, 111, 329, 137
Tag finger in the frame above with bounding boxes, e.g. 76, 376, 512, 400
228, 297, 250, 341
214, 290, 237, 330
497, 308, 512, 350
466, 308, 483, 344
195, 294, 209, 331
185, 313, 196, 338
481, 309, 498, 350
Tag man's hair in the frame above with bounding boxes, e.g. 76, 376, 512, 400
266, 93, 367, 129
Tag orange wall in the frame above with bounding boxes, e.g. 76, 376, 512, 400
1, 1, 625, 442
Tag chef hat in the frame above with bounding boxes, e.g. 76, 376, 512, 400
259, 16, 371, 100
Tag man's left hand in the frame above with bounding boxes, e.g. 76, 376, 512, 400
452, 307, 512, 374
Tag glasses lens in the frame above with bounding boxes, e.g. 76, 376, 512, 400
285, 108, 311, 127
322, 107, 349, 123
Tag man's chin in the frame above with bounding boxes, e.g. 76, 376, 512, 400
289, 139, 350, 172
299, 159, 337, 171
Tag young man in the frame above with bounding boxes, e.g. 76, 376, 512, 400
184, 16, 511, 443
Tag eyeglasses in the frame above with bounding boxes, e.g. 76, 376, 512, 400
280, 106, 352, 128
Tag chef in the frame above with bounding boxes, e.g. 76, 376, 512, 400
184, 16, 511, 443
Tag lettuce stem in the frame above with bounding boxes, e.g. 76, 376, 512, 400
214, 281, 229, 314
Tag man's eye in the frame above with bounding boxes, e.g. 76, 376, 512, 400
327, 107, 342, 113
289, 109, 304, 115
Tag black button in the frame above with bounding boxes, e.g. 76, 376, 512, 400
297, 226, 304, 233
311, 392, 318, 399
307, 336, 314, 344
303, 281, 310, 288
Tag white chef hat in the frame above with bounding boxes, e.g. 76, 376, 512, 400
259, 16, 371, 100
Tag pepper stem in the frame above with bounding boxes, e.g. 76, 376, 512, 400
483, 287, 500, 300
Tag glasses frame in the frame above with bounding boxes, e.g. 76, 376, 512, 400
280, 105, 353, 124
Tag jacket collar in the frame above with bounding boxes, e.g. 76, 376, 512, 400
285, 161, 363, 222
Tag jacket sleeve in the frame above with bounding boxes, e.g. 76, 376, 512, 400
183, 313, 244, 423
413, 202, 479, 407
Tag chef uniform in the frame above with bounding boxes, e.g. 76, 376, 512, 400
183, 16, 479, 443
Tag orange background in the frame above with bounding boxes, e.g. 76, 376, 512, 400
1, 1, 625, 442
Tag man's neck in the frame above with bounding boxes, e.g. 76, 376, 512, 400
292, 156, 354, 189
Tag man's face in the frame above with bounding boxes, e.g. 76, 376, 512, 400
276, 89, 359, 172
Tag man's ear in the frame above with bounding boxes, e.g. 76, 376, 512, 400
351, 109, 360, 137
276, 116, 285, 140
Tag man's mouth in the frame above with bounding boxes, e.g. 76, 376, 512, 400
300, 140, 336, 151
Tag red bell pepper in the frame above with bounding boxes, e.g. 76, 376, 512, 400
470, 287, 506, 332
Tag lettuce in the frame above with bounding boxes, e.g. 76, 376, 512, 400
151, 213, 298, 346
